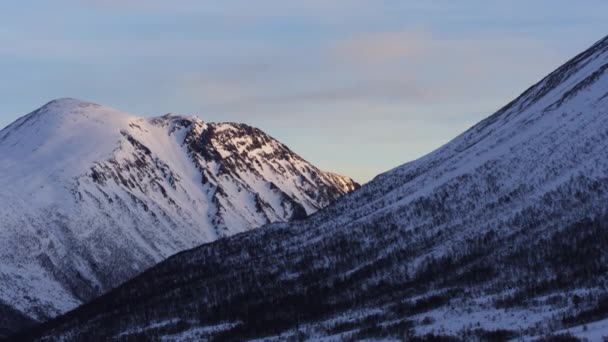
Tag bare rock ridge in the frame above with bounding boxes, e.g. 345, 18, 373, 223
0, 98, 358, 330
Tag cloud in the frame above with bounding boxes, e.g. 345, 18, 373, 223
187, 80, 432, 110
333, 31, 430, 65
82, 0, 192, 10
79, 0, 370, 18
2, 0, 591, 183
169, 29, 561, 120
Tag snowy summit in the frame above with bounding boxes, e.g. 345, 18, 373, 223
0, 98, 358, 324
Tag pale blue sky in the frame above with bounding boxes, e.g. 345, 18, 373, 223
1, 1, 607, 182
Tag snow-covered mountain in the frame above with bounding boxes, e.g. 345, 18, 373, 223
0, 98, 358, 327
21, 35, 608, 341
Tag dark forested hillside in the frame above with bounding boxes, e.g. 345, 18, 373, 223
0, 302, 34, 338
18, 35, 608, 341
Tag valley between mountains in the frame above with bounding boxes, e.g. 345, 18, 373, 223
15, 34, 608, 341
6, 33, 608, 342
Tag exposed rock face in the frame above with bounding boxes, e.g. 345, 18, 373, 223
0, 98, 358, 326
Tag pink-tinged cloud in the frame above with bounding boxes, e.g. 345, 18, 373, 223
333, 31, 431, 65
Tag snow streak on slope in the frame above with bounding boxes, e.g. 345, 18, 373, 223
0, 98, 358, 324
22, 34, 608, 341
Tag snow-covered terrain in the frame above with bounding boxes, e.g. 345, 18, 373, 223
16, 34, 608, 341
543, 317, 608, 341
0, 98, 358, 329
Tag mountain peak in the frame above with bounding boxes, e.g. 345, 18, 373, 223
44, 97, 98, 107
0, 99, 358, 324
6, 98, 128, 132
33, 98, 104, 116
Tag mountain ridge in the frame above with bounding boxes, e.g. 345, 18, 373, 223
0, 98, 358, 330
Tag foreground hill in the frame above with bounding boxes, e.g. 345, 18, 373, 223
0, 99, 358, 331
20, 34, 608, 341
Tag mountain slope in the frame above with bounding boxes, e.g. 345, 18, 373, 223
0, 99, 358, 327
20, 35, 608, 341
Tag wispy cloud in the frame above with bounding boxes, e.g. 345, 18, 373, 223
169, 29, 560, 119
1, 0, 604, 181
333, 31, 430, 65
